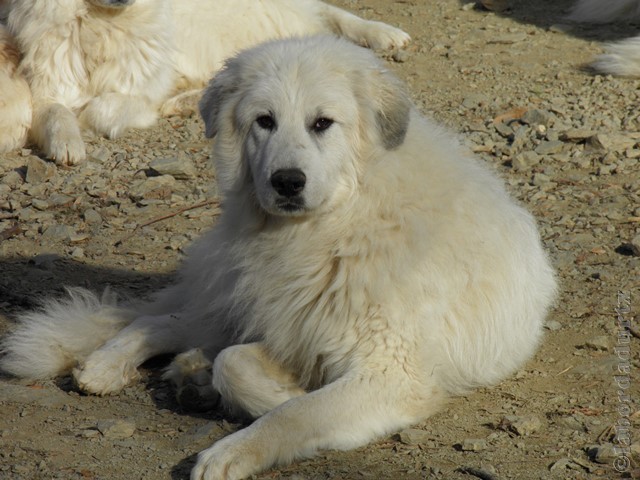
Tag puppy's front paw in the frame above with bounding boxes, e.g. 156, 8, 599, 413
73, 350, 139, 395
191, 429, 261, 480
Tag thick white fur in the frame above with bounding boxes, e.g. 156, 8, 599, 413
0, 37, 557, 480
570, 0, 640, 77
0, 23, 31, 153
6, 0, 410, 164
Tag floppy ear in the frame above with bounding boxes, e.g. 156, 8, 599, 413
370, 68, 412, 150
198, 65, 239, 138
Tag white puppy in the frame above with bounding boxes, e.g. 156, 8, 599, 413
0, 23, 31, 153
570, 0, 640, 77
6, 0, 410, 165
1, 36, 557, 480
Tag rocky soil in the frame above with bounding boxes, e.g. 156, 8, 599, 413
1, 0, 639, 479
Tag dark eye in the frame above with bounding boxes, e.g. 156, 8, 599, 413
256, 114, 276, 131
311, 117, 333, 133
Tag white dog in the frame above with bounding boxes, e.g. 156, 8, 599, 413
570, 0, 640, 77
5, 0, 410, 165
1, 36, 557, 480
0, 23, 31, 153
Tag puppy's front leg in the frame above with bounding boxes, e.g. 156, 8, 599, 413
191, 369, 442, 480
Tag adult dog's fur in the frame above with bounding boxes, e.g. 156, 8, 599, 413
5, 0, 409, 165
570, 0, 640, 77
1, 36, 557, 480
0, 22, 31, 153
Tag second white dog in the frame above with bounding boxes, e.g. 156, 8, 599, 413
6, 0, 409, 165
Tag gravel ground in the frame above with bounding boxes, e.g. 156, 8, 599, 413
1, 0, 639, 479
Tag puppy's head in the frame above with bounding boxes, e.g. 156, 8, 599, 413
199, 36, 412, 218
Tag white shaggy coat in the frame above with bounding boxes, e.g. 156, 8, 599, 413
0, 23, 31, 153
570, 0, 640, 77
6, 0, 410, 164
0, 37, 557, 480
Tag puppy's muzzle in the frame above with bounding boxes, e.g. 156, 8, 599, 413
270, 169, 306, 198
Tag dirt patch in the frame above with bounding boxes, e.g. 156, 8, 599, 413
1, 0, 639, 479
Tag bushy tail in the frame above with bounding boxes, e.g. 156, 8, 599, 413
0, 288, 136, 379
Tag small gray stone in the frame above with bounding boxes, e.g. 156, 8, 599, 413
544, 320, 562, 331
626, 234, 640, 256
534, 140, 564, 155
560, 129, 593, 142
41, 224, 76, 242
130, 175, 176, 201
97, 419, 136, 439
521, 109, 553, 127
396, 428, 431, 445
502, 415, 543, 436
83, 209, 103, 225
0, 170, 23, 188
49, 194, 74, 207
512, 151, 541, 172
31, 199, 50, 211
583, 335, 609, 351
150, 155, 196, 180
458, 438, 488, 451
588, 133, 636, 153
25, 156, 57, 184
587, 444, 618, 464
88, 145, 112, 163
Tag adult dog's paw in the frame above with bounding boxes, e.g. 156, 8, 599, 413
191, 429, 262, 480
73, 350, 139, 395
45, 133, 86, 166
364, 22, 411, 50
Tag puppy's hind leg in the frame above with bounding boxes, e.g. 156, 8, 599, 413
318, 3, 410, 50
212, 342, 306, 418
163, 348, 220, 411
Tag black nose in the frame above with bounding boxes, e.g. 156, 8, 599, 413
270, 169, 306, 198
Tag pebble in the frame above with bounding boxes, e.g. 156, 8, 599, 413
96, 419, 136, 439
534, 140, 564, 155
458, 438, 488, 451
583, 335, 609, 351
511, 151, 540, 172
521, 109, 553, 127
25, 156, 56, 184
396, 428, 431, 445
501, 415, 543, 436
41, 224, 77, 242
130, 175, 176, 201
149, 155, 197, 180
83, 209, 103, 225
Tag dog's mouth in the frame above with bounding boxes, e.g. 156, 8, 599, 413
274, 197, 306, 215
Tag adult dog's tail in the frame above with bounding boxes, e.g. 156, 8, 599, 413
569, 0, 640, 77
0, 288, 134, 379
